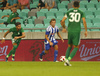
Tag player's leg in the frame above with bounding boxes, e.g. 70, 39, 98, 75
67, 45, 79, 61
65, 32, 73, 59
6, 43, 18, 61
65, 45, 79, 66
64, 44, 73, 66
11, 43, 19, 61
39, 49, 49, 58
65, 32, 80, 66
39, 50, 49, 61
11, 39, 21, 61
5, 38, 20, 61
64, 44, 72, 66
67, 32, 80, 61
54, 45, 58, 62
39, 44, 50, 61
65, 44, 72, 59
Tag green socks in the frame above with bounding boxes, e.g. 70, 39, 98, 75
7, 45, 18, 58
12, 54, 15, 61
68, 47, 78, 61
65, 47, 72, 59
7, 50, 13, 57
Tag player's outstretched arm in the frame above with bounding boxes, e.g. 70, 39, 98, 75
45, 34, 53, 46
7, 4, 18, 9
11, 17, 20, 22
57, 32, 64, 43
61, 17, 67, 33
1, 15, 9, 19
14, 32, 25, 40
82, 17, 87, 37
45, 3, 49, 9
61, 17, 67, 28
1, 30, 10, 44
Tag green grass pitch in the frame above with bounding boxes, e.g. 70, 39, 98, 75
0, 62, 100, 76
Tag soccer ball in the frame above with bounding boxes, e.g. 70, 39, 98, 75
60, 56, 65, 62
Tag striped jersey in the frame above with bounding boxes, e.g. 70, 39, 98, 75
45, 25, 59, 44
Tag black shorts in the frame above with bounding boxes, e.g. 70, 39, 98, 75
4, 22, 9, 25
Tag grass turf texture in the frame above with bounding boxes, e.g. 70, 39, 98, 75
0, 62, 100, 76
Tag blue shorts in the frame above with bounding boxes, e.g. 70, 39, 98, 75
45, 40, 58, 50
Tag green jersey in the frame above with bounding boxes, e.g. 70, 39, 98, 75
65, 8, 85, 32
9, 27, 24, 39
7, 12, 19, 24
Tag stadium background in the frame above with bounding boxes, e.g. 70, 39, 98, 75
0, 0, 100, 61
0, 31, 100, 61
0, 0, 100, 76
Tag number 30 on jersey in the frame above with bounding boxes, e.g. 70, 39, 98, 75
69, 13, 81, 22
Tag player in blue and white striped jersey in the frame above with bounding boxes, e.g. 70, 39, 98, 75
39, 18, 64, 62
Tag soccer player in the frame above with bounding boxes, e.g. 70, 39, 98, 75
1, 22, 25, 61
61, 1, 87, 66
39, 18, 64, 62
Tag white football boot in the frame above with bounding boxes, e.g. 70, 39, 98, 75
64, 59, 72, 66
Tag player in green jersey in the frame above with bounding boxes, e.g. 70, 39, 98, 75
61, 1, 87, 66
1, 22, 25, 62
0, 7, 20, 25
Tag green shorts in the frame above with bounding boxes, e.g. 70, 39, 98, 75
68, 32, 80, 46
11, 38, 21, 45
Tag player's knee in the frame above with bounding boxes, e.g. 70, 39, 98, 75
68, 44, 72, 47
45, 50, 49, 54
74, 45, 79, 48
13, 45, 18, 50
55, 47, 58, 50
55, 45, 58, 50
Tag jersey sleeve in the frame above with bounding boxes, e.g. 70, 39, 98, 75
64, 14, 67, 18
57, 27, 59, 33
45, 27, 50, 35
82, 12, 85, 18
21, 28, 24, 32
9, 28, 13, 32
64, 11, 69, 18
16, 12, 19, 17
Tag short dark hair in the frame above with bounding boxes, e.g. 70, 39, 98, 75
73, 1, 79, 7
50, 18, 56, 23
15, 22, 21, 26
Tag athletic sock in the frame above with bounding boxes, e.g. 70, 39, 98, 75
7, 45, 18, 58
54, 50, 58, 61
65, 47, 72, 59
7, 50, 13, 57
68, 47, 78, 61
39, 50, 45, 59
6, 55, 9, 58
12, 54, 15, 61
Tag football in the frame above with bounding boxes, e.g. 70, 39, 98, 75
60, 56, 65, 62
